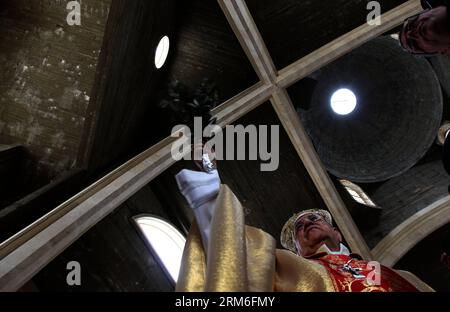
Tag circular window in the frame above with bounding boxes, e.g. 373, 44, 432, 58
154, 36, 170, 69
330, 88, 357, 115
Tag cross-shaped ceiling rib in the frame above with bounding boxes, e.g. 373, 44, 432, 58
215, 0, 422, 259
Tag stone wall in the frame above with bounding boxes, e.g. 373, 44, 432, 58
0, 0, 110, 179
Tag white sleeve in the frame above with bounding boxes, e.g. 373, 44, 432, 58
175, 169, 221, 251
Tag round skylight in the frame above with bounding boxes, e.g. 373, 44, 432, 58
154, 36, 170, 69
330, 88, 357, 115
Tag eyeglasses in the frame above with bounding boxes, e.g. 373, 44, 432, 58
294, 213, 323, 232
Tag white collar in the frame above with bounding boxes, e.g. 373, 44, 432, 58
316, 243, 351, 256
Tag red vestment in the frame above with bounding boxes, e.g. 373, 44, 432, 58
314, 254, 419, 292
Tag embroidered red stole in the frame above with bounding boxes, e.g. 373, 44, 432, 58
314, 254, 419, 292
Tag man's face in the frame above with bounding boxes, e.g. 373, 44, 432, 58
295, 213, 342, 257
400, 6, 450, 55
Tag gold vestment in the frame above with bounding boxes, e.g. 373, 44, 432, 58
176, 185, 433, 292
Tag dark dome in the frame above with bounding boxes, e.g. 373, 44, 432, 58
298, 37, 443, 183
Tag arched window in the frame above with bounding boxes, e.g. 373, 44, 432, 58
133, 215, 186, 283
340, 179, 377, 207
